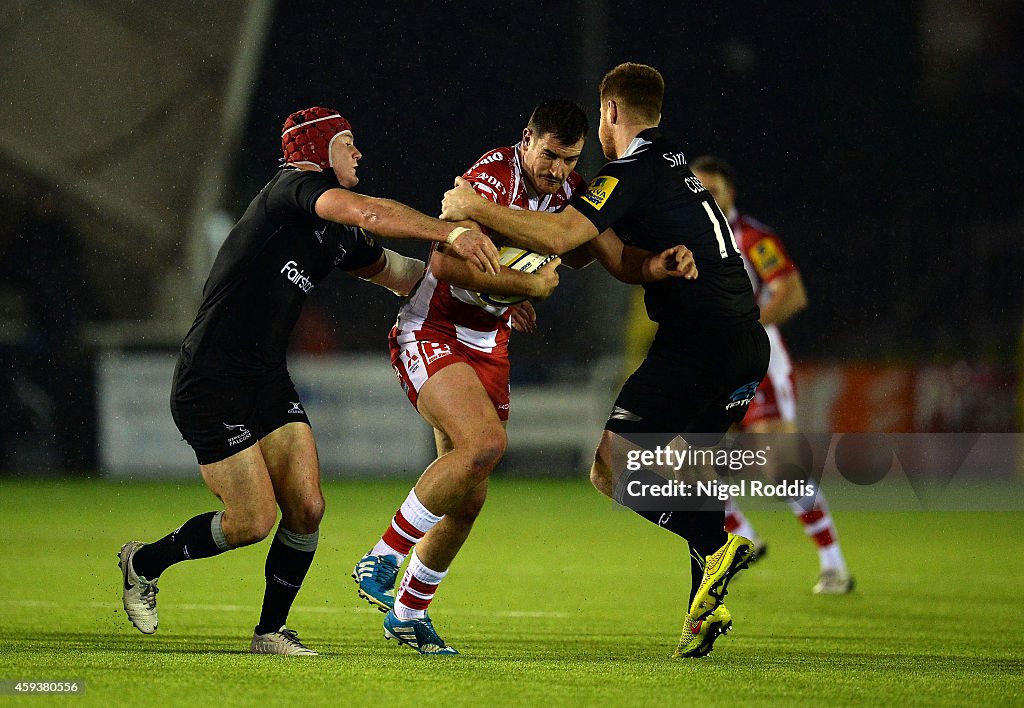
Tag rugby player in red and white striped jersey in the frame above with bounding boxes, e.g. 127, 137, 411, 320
353, 100, 696, 654
691, 155, 853, 595
352, 101, 585, 654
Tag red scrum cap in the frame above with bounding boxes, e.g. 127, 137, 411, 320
281, 106, 352, 171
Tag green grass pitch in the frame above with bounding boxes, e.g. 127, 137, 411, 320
0, 478, 1022, 706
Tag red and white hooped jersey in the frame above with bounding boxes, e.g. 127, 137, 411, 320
731, 208, 801, 422
395, 143, 585, 354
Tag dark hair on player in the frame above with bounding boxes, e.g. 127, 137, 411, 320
690, 155, 738, 190
599, 62, 664, 124
527, 99, 589, 146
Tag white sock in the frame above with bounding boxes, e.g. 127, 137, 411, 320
394, 549, 448, 620
368, 488, 443, 564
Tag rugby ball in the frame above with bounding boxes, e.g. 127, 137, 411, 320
475, 246, 555, 307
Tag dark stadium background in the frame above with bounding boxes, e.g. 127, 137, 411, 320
1, 1, 1022, 472
237, 1, 1024, 362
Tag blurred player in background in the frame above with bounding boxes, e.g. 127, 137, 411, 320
117, 106, 499, 656
354, 100, 693, 654
442, 63, 763, 659
690, 155, 854, 594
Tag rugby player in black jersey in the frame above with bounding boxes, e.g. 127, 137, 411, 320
442, 64, 770, 658
117, 107, 499, 655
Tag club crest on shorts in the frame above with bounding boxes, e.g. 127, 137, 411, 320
288, 402, 304, 414
725, 381, 760, 410
223, 422, 252, 446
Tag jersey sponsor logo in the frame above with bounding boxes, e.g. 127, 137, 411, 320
470, 150, 505, 169
421, 341, 453, 365
580, 175, 619, 210
281, 260, 314, 293
684, 175, 706, 194
223, 422, 252, 446
724, 381, 760, 411
749, 238, 785, 277
470, 171, 509, 196
663, 151, 686, 167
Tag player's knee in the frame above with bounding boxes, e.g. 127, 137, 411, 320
590, 459, 614, 498
468, 425, 506, 477
231, 502, 278, 546
290, 494, 325, 533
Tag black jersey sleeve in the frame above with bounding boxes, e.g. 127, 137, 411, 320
569, 156, 651, 234
267, 169, 339, 220
334, 226, 385, 272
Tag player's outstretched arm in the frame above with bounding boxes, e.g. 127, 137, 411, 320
349, 250, 425, 297
587, 229, 698, 284
441, 177, 598, 255
315, 188, 500, 273
759, 271, 807, 325
431, 248, 560, 301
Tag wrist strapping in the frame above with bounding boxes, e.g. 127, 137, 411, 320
363, 249, 425, 297
446, 226, 470, 245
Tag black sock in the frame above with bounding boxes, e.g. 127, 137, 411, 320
132, 511, 231, 579
255, 526, 318, 635
613, 468, 727, 604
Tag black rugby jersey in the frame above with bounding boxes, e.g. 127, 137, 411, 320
571, 128, 758, 328
181, 168, 383, 376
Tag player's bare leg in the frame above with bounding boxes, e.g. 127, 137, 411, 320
413, 364, 506, 518
360, 364, 504, 654
414, 428, 492, 571
250, 422, 322, 655
120, 445, 276, 635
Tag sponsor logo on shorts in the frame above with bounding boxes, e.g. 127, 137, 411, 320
223, 422, 252, 446
403, 350, 421, 375
280, 260, 314, 293
288, 402, 304, 414
580, 175, 619, 210
725, 381, 760, 411
421, 342, 452, 365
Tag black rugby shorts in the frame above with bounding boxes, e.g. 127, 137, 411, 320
170, 359, 312, 465
605, 320, 770, 447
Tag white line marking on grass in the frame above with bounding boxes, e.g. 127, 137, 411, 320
1, 600, 567, 618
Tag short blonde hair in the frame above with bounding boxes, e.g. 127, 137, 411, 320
599, 62, 664, 124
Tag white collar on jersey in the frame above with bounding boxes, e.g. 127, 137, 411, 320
619, 136, 652, 159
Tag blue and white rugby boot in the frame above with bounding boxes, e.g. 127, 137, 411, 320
352, 554, 399, 612
383, 611, 458, 655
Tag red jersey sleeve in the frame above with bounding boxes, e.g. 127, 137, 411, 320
462, 147, 516, 207
739, 217, 798, 284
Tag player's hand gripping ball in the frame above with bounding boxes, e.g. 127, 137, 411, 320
475, 246, 555, 307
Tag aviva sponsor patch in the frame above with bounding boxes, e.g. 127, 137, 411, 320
750, 238, 785, 277
580, 175, 619, 210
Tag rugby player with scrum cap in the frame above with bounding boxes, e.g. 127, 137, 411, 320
117, 107, 499, 655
